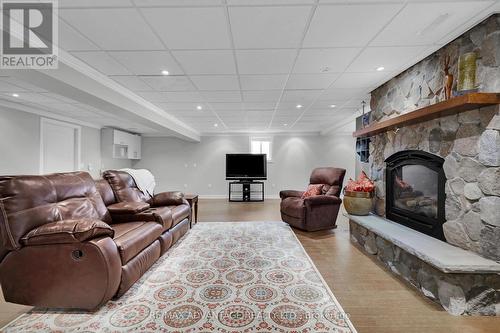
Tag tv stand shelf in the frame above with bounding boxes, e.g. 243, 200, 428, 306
228, 181, 264, 202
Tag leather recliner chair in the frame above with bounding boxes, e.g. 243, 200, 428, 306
0, 171, 190, 310
280, 167, 346, 231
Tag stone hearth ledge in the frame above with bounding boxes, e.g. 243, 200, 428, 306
348, 214, 500, 274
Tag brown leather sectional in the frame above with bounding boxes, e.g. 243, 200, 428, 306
0, 170, 190, 310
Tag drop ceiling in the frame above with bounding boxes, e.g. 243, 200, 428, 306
1, 0, 499, 138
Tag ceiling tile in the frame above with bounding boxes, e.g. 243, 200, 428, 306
310, 100, 348, 109
319, 87, 368, 100
61, 8, 164, 50
281, 89, 322, 102
242, 102, 276, 110
303, 4, 403, 47
240, 75, 288, 90
156, 102, 209, 111
346, 46, 431, 72
191, 76, 240, 91
201, 91, 242, 102
242, 90, 282, 102
285, 73, 339, 90
236, 50, 297, 74
137, 91, 170, 102
0, 78, 47, 92
109, 51, 184, 75
71, 51, 132, 75
164, 91, 205, 102
58, 20, 99, 51
293, 48, 361, 73
209, 102, 244, 110
229, 0, 314, 4
110, 76, 153, 91
229, 6, 312, 48
59, 0, 133, 8
0, 80, 28, 92
172, 50, 236, 75
134, 0, 223, 5
15, 93, 65, 104
140, 7, 231, 49
372, 1, 494, 46
141, 76, 196, 91
331, 72, 394, 89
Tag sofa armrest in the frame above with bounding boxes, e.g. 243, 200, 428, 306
304, 195, 342, 206
21, 219, 114, 246
107, 202, 150, 214
152, 191, 185, 206
280, 190, 305, 199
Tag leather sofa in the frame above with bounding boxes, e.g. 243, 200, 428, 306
100, 170, 191, 252
280, 167, 346, 231
0, 171, 190, 310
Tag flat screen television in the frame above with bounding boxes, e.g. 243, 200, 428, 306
226, 154, 267, 180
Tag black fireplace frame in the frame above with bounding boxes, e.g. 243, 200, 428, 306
385, 150, 446, 240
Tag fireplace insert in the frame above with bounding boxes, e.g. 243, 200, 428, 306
385, 150, 445, 240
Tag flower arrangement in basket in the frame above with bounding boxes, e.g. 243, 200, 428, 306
343, 171, 375, 216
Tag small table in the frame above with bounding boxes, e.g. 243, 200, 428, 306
185, 194, 199, 225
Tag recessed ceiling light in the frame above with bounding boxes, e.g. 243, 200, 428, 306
296, 104, 303, 109
213, 123, 218, 127
283, 123, 288, 127
376, 66, 385, 71
329, 104, 336, 108
196, 105, 202, 110
12, 93, 19, 97
161, 70, 169, 75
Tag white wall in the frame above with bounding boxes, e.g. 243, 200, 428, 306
0, 107, 103, 178
322, 121, 357, 183
0, 107, 40, 175
133, 129, 356, 198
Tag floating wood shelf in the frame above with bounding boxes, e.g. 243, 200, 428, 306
353, 93, 500, 138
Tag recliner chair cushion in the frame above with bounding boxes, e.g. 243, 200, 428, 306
112, 222, 163, 264
281, 197, 305, 219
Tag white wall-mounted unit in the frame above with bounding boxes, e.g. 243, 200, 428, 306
102, 128, 141, 160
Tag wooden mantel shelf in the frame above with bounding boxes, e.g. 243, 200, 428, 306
353, 93, 500, 138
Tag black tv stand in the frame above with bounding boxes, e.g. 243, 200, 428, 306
228, 180, 264, 202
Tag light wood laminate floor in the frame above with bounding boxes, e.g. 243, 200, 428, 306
196, 199, 500, 333
1, 199, 499, 332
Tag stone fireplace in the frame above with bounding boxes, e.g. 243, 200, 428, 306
348, 14, 500, 316
368, 13, 500, 262
385, 150, 445, 240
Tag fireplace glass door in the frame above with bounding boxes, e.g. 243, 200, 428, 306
385, 150, 445, 240
393, 164, 438, 219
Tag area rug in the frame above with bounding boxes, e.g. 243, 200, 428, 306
2, 222, 356, 332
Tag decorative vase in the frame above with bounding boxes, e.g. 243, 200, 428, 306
457, 52, 477, 91
443, 54, 453, 100
343, 190, 374, 216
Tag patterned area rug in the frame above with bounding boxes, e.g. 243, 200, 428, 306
2, 222, 356, 332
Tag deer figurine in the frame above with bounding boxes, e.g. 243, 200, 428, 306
443, 55, 453, 100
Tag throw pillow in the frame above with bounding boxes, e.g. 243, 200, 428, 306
301, 184, 323, 199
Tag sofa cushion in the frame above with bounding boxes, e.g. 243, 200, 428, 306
21, 219, 113, 246
280, 197, 305, 219
301, 184, 323, 199
167, 204, 191, 227
112, 222, 163, 264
